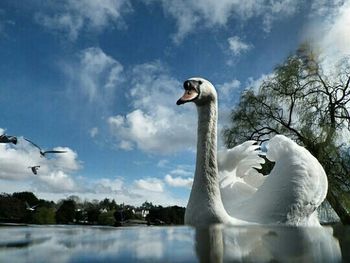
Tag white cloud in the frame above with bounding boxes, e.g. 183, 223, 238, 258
218, 79, 241, 98
62, 46, 124, 116
134, 177, 164, 192
149, 0, 301, 43
118, 140, 133, 151
108, 61, 196, 154
246, 74, 272, 94
164, 174, 193, 188
309, 0, 345, 17
93, 177, 125, 194
227, 36, 252, 56
46, 146, 82, 173
35, 0, 132, 41
35, 171, 80, 193
0, 135, 82, 193
163, 166, 193, 188
168, 168, 192, 177
89, 127, 99, 138
33, 0, 302, 43
77, 47, 124, 102
299, 1, 350, 72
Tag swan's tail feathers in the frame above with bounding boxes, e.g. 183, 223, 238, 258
219, 140, 266, 189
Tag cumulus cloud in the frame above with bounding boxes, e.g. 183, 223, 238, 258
245, 74, 272, 94
148, 0, 301, 43
34, 171, 80, 193
61, 46, 125, 117
0, 134, 82, 193
227, 36, 252, 56
163, 166, 193, 188
33, 0, 303, 43
134, 177, 164, 192
309, 0, 345, 17
217, 79, 241, 99
164, 174, 193, 188
108, 61, 196, 154
35, 0, 132, 41
305, 0, 350, 66
93, 177, 126, 194
76, 47, 124, 102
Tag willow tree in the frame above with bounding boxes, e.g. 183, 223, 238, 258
224, 45, 350, 223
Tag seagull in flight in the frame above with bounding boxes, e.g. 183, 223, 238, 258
25, 202, 38, 211
24, 138, 67, 157
28, 165, 40, 175
0, 134, 17, 144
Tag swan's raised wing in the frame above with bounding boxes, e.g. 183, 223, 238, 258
231, 135, 328, 226
219, 140, 266, 188
219, 141, 266, 212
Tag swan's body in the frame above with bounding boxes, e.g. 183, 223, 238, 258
177, 77, 328, 226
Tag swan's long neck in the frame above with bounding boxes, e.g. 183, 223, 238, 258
185, 99, 231, 225
194, 102, 220, 198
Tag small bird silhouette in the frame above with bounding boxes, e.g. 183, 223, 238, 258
0, 134, 17, 144
24, 138, 67, 157
28, 165, 40, 175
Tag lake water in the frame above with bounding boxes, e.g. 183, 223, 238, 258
0, 224, 348, 262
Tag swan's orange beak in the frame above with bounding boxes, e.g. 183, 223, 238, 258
176, 89, 199, 105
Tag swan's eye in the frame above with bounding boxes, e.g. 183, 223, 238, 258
187, 90, 192, 95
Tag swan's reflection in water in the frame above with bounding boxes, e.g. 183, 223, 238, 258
195, 225, 342, 263
0, 224, 345, 262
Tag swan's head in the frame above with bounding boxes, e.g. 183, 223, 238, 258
176, 77, 217, 106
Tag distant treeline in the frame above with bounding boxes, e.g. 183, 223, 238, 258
0, 192, 185, 226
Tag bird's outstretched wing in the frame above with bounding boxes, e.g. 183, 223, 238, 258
24, 138, 42, 150
43, 150, 67, 154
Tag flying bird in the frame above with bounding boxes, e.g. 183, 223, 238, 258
0, 134, 17, 144
28, 165, 40, 175
25, 202, 38, 211
24, 138, 67, 157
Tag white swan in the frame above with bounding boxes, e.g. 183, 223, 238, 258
177, 77, 328, 227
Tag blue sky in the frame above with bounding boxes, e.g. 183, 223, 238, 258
1, 0, 349, 206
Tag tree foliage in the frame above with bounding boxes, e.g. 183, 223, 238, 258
223, 44, 350, 223
32, 207, 56, 224
56, 200, 76, 224
0, 191, 186, 226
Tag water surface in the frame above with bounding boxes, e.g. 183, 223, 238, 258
0, 224, 348, 262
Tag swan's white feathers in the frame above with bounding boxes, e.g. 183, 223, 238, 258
181, 77, 327, 226
219, 140, 265, 189
221, 135, 328, 226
